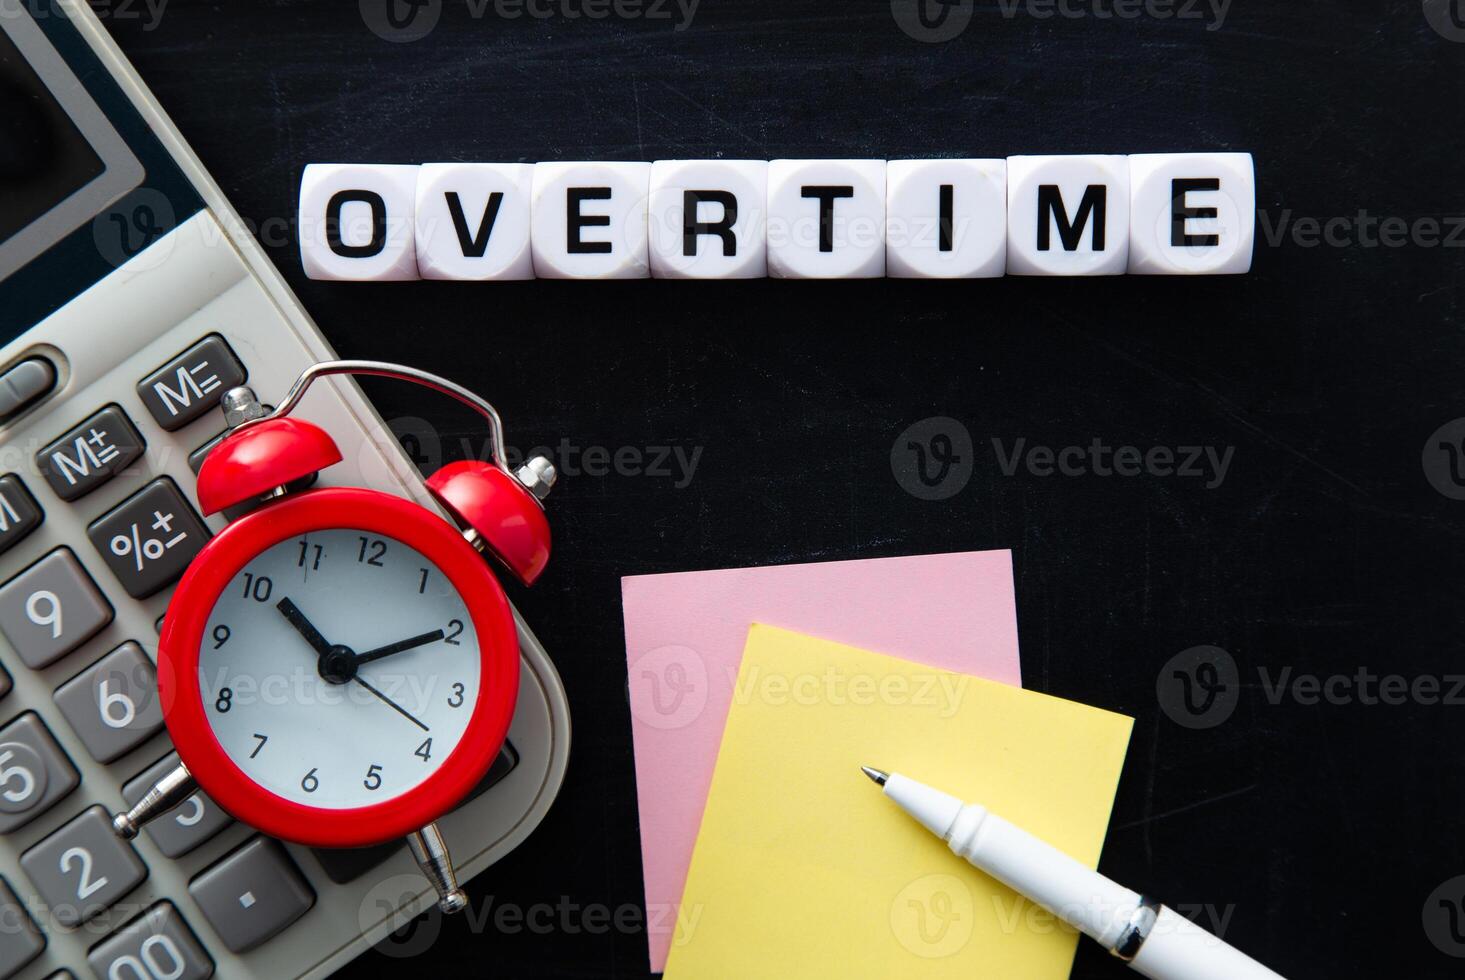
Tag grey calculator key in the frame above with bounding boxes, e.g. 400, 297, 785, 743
0, 549, 113, 668
0, 742, 47, 817
86, 479, 210, 599
87, 903, 212, 980
21, 806, 147, 928
0, 713, 78, 833
0, 476, 42, 557
54, 642, 164, 763
122, 753, 232, 857
0, 358, 55, 424
189, 837, 314, 953
0, 876, 45, 977
137, 335, 247, 431
36, 406, 146, 502
186, 433, 224, 475
0, 663, 9, 702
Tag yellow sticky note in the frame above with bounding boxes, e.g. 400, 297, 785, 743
664, 624, 1134, 979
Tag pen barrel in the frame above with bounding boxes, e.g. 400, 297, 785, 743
947, 805, 1140, 948
1129, 906, 1286, 980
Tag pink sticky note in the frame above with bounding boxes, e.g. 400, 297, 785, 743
622, 550, 1022, 972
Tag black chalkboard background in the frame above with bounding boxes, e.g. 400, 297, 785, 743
99, 1, 1465, 976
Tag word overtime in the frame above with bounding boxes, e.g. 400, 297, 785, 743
299, 153, 1255, 281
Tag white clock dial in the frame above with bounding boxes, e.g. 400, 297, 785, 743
199, 528, 481, 808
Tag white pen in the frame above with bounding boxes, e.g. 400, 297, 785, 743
861, 767, 1286, 980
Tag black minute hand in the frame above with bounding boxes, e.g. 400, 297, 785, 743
352, 629, 446, 667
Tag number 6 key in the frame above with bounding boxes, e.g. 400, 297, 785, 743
53, 642, 165, 763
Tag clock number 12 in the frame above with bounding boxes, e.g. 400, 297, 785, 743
357, 537, 387, 566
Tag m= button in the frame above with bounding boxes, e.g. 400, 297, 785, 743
137, 334, 246, 431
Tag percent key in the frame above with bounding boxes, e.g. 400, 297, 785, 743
88, 478, 211, 598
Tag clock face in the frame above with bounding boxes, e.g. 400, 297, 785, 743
199, 527, 481, 809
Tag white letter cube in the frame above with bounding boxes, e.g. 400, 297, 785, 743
415, 163, 534, 280
648, 160, 768, 279
886, 159, 1006, 278
1128, 152, 1255, 275
1006, 155, 1129, 276
299, 163, 420, 281
531, 162, 650, 279
767, 160, 886, 278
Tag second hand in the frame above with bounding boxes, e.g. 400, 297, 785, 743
350, 674, 431, 733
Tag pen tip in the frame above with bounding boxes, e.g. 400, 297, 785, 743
860, 766, 889, 786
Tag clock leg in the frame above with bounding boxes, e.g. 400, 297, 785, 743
112, 762, 197, 839
407, 822, 469, 914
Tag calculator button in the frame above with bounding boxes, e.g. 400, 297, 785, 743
0, 358, 55, 424
22, 806, 147, 927
0, 548, 113, 668
0, 876, 45, 977
36, 406, 146, 502
0, 713, 78, 833
54, 642, 164, 763
87, 902, 213, 980
186, 432, 224, 474
189, 837, 314, 953
0, 476, 42, 557
136, 336, 247, 431
122, 753, 232, 857
86, 479, 209, 599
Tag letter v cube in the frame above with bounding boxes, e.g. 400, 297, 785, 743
416, 163, 535, 280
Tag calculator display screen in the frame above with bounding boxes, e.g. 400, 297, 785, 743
0, 3, 144, 284
0, 26, 104, 242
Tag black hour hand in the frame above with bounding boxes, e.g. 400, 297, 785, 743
276, 597, 332, 657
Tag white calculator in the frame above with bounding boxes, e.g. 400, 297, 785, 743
0, 1, 571, 977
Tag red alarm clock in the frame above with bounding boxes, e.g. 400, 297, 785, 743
112, 361, 555, 913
